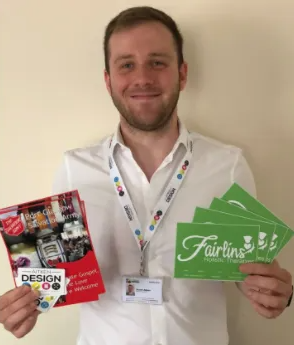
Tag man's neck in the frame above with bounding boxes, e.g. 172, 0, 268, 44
119, 116, 180, 181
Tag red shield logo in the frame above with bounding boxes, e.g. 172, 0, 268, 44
2, 215, 25, 236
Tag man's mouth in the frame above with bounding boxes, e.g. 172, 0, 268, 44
130, 93, 161, 100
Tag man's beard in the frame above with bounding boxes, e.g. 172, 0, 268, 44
109, 82, 180, 132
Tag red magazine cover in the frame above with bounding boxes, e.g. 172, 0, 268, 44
0, 190, 105, 308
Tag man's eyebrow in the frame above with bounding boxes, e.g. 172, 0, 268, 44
113, 52, 172, 64
148, 52, 172, 59
114, 54, 134, 64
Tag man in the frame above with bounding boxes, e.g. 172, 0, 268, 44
0, 6, 292, 345
126, 284, 135, 296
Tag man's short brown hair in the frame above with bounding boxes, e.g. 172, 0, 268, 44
103, 6, 184, 73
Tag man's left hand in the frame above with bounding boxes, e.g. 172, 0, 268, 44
238, 260, 293, 319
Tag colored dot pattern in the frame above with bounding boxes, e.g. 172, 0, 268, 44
134, 229, 143, 245
45, 296, 54, 301
131, 230, 145, 249
42, 282, 50, 290
149, 210, 163, 231
114, 177, 124, 196
22, 282, 59, 291
52, 283, 61, 290
41, 301, 49, 309
31, 282, 41, 290
177, 160, 189, 179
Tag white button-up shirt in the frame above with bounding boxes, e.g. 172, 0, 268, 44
52, 121, 256, 345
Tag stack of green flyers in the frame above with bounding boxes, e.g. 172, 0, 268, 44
174, 183, 294, 281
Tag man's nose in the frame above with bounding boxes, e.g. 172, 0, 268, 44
133, 65, 155, 87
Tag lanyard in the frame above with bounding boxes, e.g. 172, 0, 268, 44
108, 133, 194, 275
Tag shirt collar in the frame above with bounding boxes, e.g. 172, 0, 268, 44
109, 118, 189, 156
174, 119, 189, 152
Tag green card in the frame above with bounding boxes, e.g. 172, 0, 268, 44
209, 197, 288, 262
174, 223, 260, 281
193, 207, 276, 263
221, 183, 294, 257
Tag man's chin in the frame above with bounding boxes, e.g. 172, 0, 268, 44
125, 117, 171, 132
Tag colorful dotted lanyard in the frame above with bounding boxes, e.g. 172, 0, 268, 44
108, 134, 194, 276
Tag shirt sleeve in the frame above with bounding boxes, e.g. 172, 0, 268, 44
231, 151, 257, 198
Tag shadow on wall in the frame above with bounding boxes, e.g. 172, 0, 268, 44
176, 14, 294, 345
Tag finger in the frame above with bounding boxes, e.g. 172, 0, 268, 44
248, 285, 271, 295
11, 311, 39, 339
0, 285, 32, 311
244, 275, 291, 296
239, 262, 292, 284
4, 301, 38, 332
250, 300, 282, 319
246, 288, 288, 309
0, 289, 40, 324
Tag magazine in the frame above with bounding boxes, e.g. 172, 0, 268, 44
0, 190, 105, 311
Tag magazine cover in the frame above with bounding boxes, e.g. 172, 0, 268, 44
0, 190, 105, 308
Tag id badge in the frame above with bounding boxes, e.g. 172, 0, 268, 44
122, 276, 163, 305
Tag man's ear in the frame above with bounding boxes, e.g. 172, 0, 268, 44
104, 69, 111, 95
179, 62, 188, 91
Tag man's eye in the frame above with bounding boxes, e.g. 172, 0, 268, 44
151, 60, 166, 68
121, 63, 133, 69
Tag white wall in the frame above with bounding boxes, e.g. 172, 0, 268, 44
1, 1, 294, 344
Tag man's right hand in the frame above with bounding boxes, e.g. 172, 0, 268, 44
0, 285, 40, 338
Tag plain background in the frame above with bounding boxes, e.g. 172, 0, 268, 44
0, 1, 293, 344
